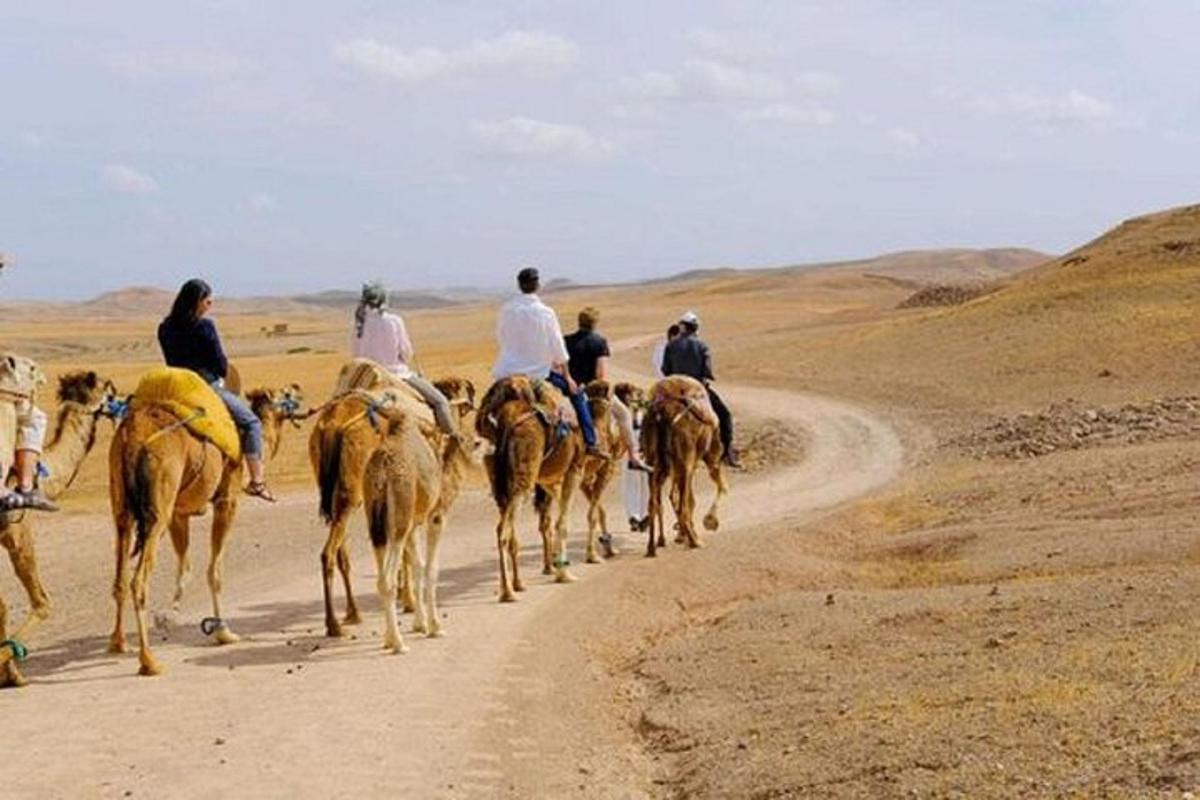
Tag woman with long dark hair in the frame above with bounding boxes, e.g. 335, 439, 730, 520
157, 278, 274, 501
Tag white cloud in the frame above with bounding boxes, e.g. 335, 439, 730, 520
796, 71, 842, 98
103, 50, 252, 80
332, 30, 578, 85
887, 127, 922, 149
686, 29, 782, 63
967, 89, 1139, 129
684, 59, 786, 101
472, 117, 614, 160
741, 104, 837, 126
244, 192, 277, 213
622, 70, 683, 101
100, 163, 159, 194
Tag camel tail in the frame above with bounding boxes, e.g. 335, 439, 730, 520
490, 426, 511, 509
317, 426, 346, 524
645, 405, 670, 478
127, 448, 156, 557
367, 479, 390, 550
533, 485, 549, 514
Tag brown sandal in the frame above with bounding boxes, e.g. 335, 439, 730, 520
244, 481, 277, 503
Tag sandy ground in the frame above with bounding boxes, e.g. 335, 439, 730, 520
0, 349, 899, 799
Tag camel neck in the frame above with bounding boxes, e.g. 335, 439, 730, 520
39, 403, 99, 499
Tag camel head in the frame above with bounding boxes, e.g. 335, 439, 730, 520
0, 353, 45, 398
614, 381, 648, 427
56, 370, 126, 421
247, 383, 306, 428
433, 376, 477, 422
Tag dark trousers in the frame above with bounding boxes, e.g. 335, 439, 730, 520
547, 371, 597, 447
705, 386, 734, 456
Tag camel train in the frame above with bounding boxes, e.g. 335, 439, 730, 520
0, 352, 729, 683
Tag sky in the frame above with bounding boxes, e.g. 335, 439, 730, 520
2, 1, 1198, 300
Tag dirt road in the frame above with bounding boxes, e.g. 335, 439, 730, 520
0, 362, 902, 799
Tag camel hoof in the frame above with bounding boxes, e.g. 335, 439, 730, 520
541, 566, 553, 576
513, 580, 526, 592
411, 620, 428, 635
645, 549, 657, 558
213, 627, 241, 645
688, 539, 704, 550
674, 533, 686, 544
427, 626, 445, 639
0, 668, 28, 689
703, 514, 719, 531
499, 592, 517, 603
555, 569, 577, 584
401, 603, 416, 615
586, 552, 601, 564
108, 636, 128, 654
138, 659, 164, 677
325, 622, 346, 638
343, 610, 362, 626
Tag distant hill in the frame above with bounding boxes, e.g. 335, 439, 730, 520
810, 205, 1200, 408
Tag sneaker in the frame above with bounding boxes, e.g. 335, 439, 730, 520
722, 450, 744, 470
626, 457, 652, 473
598, 533, 619, 558
585, 444, 610, 458
0, 488, 58, 512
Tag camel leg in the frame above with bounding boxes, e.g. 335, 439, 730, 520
2, 521, 51, 687
702, 445, 727, 532
374, 537, 406, 654
131, 518, 168, 676
406, 527, 428, 635
536, 489, 554, 576
508, 511, 525, 593
338, 543, 362, 626
553, 472, 580, 584
423, 512, 446, 637
496, 502, 517, 603
207, 490, 241, 645
108, 513, 134, 654
683, 468, 702, 549
646, 472, 662, 558
168, 514, 192, 610
398, 551, 417, 615
320, 513, 351, 637
0, 590, 20, 688
671, 462, 692, 547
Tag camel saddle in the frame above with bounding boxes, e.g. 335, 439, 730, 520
130, 367, 242, 462
650, 375, 718, 427
476, 374, 575, 445
331, 359, 437, 432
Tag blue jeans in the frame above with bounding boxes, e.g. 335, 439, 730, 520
546, 371, 597, 448
211, 382, 263, 459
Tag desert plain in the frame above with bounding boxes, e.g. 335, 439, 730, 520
1, 203, 1199, 798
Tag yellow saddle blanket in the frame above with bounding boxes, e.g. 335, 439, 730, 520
131, 367, 241, 461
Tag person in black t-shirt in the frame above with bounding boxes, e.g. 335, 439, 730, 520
564, 307, 650, 474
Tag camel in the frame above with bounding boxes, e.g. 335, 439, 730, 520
576, 380, 645, 561
640, 375, 729, 557
476, 375, 592, 602
310, 369, 475, 638
107, 378, 304, 676
0, 371, 123, 687
361, 403, 476, 653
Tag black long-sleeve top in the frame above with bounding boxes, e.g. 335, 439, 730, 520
661, 333, 714, 382
157, 317, 228, 383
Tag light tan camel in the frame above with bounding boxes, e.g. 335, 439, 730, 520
310, 372, 475, 638
576, 380, 635, 562
640, 375, 729, 557
362, 404, 475, 653
107, 380, 304, 676
476, 375, 590, 602
0, 371, 122, 687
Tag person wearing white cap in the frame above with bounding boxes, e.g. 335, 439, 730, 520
660, 310, 742, 468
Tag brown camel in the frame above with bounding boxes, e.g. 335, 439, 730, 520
476, 375, 591, 602
362, 404, 476, 652
311, 373, 475, 638
640, 375, 729, 557
0, 371, 122, 687
107, 379, 304, 676
576, 380, 639, 562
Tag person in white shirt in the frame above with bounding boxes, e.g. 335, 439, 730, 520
650, 323, 681, 379
492, 267, 603, 456
351, 281, 464, 443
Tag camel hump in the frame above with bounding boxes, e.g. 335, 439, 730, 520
129, 367, 241, 461
650, 376, 717, 427
331, 359, 436, 429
